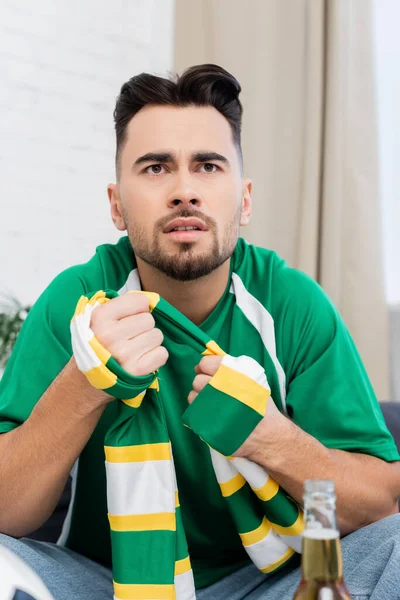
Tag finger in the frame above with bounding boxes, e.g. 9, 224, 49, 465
95, 313, 155, 349
192, 374, 212, 393
113, 328, 164, 364
129, 328, 164, 360
197, 355, 223, 376
93, 292, 150, 322
116, 312, 155, 340
125, 345, 169, 377
194, 364, 201, 374
187, 390, 198, 404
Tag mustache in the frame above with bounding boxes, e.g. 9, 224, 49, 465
155, 208, 217, 232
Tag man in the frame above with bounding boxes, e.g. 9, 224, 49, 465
0, 63, 399, 600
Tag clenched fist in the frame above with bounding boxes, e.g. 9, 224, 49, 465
90, 292, 169, 377
188, 355, 282, 459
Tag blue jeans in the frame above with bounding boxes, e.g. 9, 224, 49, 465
1, 514, 399, 600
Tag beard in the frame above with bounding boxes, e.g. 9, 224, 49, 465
124, 207, 241, 281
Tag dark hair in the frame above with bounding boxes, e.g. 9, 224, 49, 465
113, 63, 243, 175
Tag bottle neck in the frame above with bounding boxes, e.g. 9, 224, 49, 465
301, 530, 343, 581
301, 481, 343, 582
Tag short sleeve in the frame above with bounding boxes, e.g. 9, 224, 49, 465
273, 264, 399, 462
0, 267, 87, 433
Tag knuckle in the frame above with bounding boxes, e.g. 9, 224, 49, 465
138, 295, 150, 312
142, 312, 155, 330
97, 326, 113, 347
97, 325, 120, 351
90, 307, 102, 330
198, 356, 207, 371
111, 342, 131, 365
91, 306, 113, 338
192, 375, 200, 391
157, 346, 169, 366
123, 353, 148, 376
128, 291, 150, 312
141, 346, 169, 374
130, 363, 147, 377
153, 328, 164, 345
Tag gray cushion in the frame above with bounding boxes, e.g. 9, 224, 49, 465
380, 401, 400, 452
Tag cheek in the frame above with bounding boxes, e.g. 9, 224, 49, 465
217, 195, 242, 228
210, 181, 237, 210
126, 209, 156, 237
120, 188, 157, 228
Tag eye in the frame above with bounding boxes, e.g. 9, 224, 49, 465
145, 164, 165, 175
200, 163, 219, 173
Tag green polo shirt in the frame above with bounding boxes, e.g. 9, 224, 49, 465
0, 236, 398, 588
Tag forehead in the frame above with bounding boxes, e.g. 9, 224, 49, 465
124, 104, 236, 158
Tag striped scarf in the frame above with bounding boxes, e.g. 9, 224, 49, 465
71, 289, 304, 600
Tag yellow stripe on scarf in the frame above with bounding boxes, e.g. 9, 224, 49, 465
149, 377, 159, 390
85, 364, 117, 389
105, 442, 172, 463
71, 295, 88, 320
72, 291, 109, 323
202, 340, 225, 356
209, 364, 270, 416
122, 392, 146, 408
113, 582, 175, 600
174, 556, 191, 576
252, 477, 279, 501
109, 513, 176, 532
88, 335, 111, 365
239, 516, 271, 546
122, 378, 159, 407
260, 547, 295, 573
271, 511, 305, 537
88, 290, 107, 306
219, 473, 246, 497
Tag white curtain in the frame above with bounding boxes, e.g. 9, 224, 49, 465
174, 0, 389, 399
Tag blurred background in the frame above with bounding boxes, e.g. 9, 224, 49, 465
0, 0, 398, 402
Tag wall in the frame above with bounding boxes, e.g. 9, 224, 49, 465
0, 0, 175, 306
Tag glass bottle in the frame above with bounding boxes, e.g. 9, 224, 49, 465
293, 480, 351, 599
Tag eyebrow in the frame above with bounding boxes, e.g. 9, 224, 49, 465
133, 150, 230, 168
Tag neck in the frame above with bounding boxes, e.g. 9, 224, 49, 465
135, 257, 231, 325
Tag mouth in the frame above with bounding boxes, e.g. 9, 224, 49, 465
164, 218, 207, 243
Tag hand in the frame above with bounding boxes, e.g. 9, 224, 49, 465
187, 356, 223, 404
90, 293, 169, 377
188, 355, 284, 458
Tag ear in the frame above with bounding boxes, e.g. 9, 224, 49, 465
240, 179, 252, 227
108, 184, 127, 231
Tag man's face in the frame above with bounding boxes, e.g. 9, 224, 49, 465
108, 105, 252, 281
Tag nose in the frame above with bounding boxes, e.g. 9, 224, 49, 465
167, 170, 202, 209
